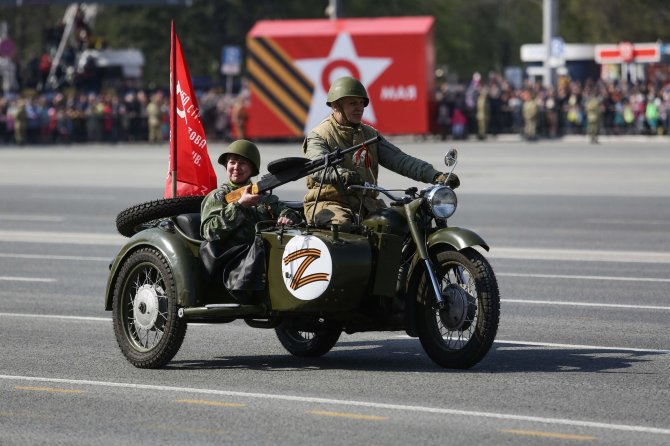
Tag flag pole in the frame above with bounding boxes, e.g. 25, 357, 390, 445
170, 20, 178, 198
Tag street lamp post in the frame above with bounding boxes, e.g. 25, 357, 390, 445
327, 0, 341, 19
543, 0, 558, 87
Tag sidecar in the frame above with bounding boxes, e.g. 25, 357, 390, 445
104, 207, 407, 368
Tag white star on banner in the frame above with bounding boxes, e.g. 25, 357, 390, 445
294, 32, 392, 134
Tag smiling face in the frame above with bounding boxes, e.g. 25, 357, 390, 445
334, 96, 367, 125
226, 154, 254, 184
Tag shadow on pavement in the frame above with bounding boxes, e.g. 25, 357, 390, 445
165, 338, 666, 373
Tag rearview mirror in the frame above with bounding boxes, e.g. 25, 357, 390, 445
445, 149, 458, 167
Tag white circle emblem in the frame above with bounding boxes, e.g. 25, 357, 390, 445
281, 235, 332, 300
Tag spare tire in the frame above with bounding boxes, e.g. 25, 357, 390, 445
116, 196, 205, 237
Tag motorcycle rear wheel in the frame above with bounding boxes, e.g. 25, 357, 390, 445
275, 327, 341, 357
416, 247, 500, 369
112, 247, 187, 368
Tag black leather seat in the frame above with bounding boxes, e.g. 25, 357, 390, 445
174, 213, 203, 241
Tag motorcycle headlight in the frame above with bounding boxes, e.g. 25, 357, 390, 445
426, 186, 457, 219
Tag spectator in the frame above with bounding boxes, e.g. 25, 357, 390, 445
10, 99, 28, 145
544, 87, 559, 138
585, 90, 602, 144
475, 86, 490, 140
645, 93, 660, 135
522, 90, 539, 141
0, 98, 9, 144
435, 91, 451, 140
451, 96, 467, 140
231, 92, 249, 139
146, 92, 162, 143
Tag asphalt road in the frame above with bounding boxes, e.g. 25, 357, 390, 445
0, 138, 669, 445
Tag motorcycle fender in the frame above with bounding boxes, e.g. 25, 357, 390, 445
427, 227, 489, 252
104, 228, 202, 311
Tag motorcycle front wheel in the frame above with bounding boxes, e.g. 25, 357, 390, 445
112, 247, 187, 368
416, 246, 500, 369
275, 327, 341, 357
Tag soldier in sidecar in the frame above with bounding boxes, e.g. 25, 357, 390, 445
198, 139, 301, 298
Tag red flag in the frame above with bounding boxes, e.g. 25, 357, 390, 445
165, 22, 217, 198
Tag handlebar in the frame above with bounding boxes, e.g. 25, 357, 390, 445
347, 184, 416, 205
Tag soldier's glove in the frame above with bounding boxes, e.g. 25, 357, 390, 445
433, 172, 460, 189
341, 170, 363, 186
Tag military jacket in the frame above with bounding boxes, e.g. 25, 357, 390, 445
200, 182, 302, 245
303, 115, 440, 213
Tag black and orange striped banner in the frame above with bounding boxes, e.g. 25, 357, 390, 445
247, 36, 314, 136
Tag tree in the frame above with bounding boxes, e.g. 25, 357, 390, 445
2, 0, 669, 89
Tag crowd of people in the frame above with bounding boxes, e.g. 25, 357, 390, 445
0, 88, 249, 145
434, 72, 670, 142
0, 72, 669, 146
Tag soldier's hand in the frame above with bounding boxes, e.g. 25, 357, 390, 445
434, 172, 460, 189
276, 216, 293, 226
342, 170, 363, 186
237, 185, 261, 207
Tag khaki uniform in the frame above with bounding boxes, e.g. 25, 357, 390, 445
476, 92, 490, 140
522, 99, 538, 140
201, 182, 302, 245
303, 115, 440, 230
585, 96, 601, 143
146, 99, 162, 143
12, 102, 27, 145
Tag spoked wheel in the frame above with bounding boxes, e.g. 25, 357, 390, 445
112, 247, 187, 368
416, 247, 500, 369
275, 326, 342, 357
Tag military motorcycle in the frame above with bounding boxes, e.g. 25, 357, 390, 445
105, 145, 500, 369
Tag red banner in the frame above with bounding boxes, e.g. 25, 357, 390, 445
165, 22, 217, 198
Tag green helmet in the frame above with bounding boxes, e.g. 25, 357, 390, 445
218, 139, 261, 176
326, 76, 369, 107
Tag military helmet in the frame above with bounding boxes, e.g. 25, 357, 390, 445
218, 139, 261, 176
326, 76, 369, 107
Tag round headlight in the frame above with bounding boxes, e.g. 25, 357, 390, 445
426, 186, 457, 219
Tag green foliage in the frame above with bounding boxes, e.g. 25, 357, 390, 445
2, 0, 669, 87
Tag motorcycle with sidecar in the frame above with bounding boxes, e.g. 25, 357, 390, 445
105, 147, 500, 369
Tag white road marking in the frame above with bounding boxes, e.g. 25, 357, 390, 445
490, 247, 670, 264
1, 312, 667, 355
502, 299, 670, 311
0, 374, 668, 436
0, 230, 123, 246
0, 253, 110, 262
30, 193, 117, 201
494, 339, 670, 354
585, 218, 669, 226
498, 272, 670, 283
0, 313, 214, 326
0, 313, 109, 321
0, 215, 65, 222
394, 335, 670, 355
0, 277, 56, 283
0, 229, 669, 264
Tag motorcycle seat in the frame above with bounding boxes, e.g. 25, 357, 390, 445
174, 213, 203, 241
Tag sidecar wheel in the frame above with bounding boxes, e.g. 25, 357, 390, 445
416, 247, 500, 369
112, 247, 187, 368
275, 327, 341, 357
116, 196, 204, 237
